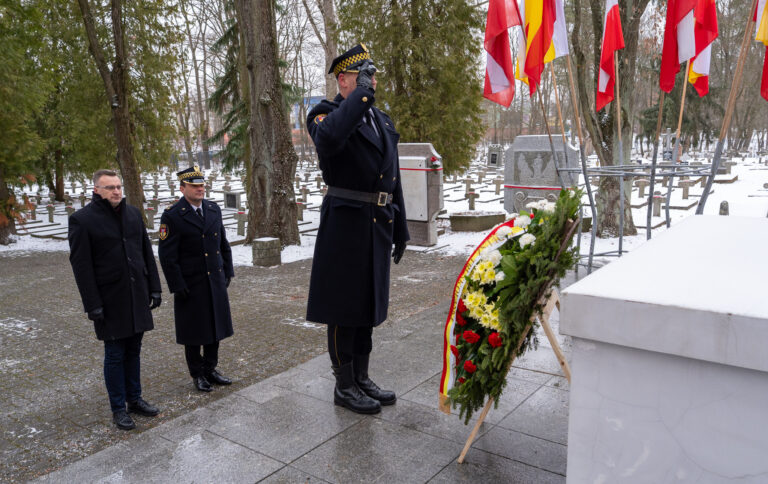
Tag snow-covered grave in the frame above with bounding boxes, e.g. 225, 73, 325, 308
560, 215, 768, 482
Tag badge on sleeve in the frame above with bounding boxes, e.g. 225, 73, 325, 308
314, 114, 327, 124
159, 224, 168, 240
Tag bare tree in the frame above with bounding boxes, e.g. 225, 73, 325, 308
77, 0, 146, 217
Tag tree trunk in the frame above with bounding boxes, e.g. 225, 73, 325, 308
54, 148, 65, 201
571, 0, 648, 237
0, 165, 15, 244
319, 0, 339, 100
237, 0, 299, 246
77, 0, 146, 218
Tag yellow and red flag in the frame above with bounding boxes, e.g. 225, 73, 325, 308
596, 0, 625, 111
483, 0, 523, 107
756, 0, 768, 100
522, 0, 557, 95
687, 0, 718, 96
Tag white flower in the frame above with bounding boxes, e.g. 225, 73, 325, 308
514, 215, 531, 228
519, 233, 536, 248
506, 212, 518, 220
496, 226, 513, 238
538, 201, 556, 213
495, 271, 506, 282
482, 249, 502, 266
537, 199, 549, 209
526, 201, 539, 210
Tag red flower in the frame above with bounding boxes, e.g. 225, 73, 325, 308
456, 313, 467, 327
488, 332, 503, 348
463, 360, 477, 373
462, 330, 480, 344
450, 345, 459, 358
458, 377, 466, 384
457, 299, 467, 314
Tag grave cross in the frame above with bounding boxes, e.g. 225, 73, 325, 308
652, 191, 663, 217
635, 179, 650, 199
467, 191, 479, 211
235, 208, 247, 236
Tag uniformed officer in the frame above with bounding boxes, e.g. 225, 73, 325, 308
306, 44, 409, 414
158, 166, 235, 392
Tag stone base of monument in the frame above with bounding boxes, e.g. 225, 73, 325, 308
449, 211, 505, 232
252, 237, 281, 266
406, 220, 439, 246
561, 216, 768, 483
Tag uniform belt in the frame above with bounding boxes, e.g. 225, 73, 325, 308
326, 186, 393, 206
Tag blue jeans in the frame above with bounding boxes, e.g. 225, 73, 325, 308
103, 332, 143, 413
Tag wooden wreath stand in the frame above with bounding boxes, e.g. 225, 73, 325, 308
457, 219, 578, 464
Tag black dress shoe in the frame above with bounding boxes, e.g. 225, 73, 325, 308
205, 369, 232, 385
194, 376, 213, 392
112, 410, 136, 430
127, 398, 160, 416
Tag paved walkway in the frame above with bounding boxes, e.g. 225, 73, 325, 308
38, 296, 572, 483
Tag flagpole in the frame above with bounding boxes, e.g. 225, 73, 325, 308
565, 54, 598, 273
614, 51, 624, 256
536, 89, 567, 190
664, 59, 691, 227
646, 90, 665, 239
698, 0, 760, 214
549, 65, 572, 179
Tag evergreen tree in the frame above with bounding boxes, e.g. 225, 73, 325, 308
338, 0, 485, 174
0, 1, 48, 243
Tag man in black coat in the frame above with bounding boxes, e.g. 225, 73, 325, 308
306, 44, 409, 415
68, 169, 162, 430
158, 166, 234, 392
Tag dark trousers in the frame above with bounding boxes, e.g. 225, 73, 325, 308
103, 332, 143, 413
327, 325, 373, 367
184, 342, 219, 378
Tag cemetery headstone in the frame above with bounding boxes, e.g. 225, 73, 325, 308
296, 201, 304, 221
467, 191, 479, 211
252, 237, 281, 266
494, 177, 503, 195
235, 208, 246, 236
719, 200, 729, 216
635, 179, 650, 198
79, 193, 87, 208
503, 135, 578, 213
29, 203, 37, 221
487, 144, 503, 167
316, 175, 323, 189
146, 207, 155, 230
46, 204, 55, 223
653, 191, 663, 217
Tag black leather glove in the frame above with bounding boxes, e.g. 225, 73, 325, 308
149, 292, 162, 309
175, 288, 190, 300
393, 240, 406, 264
356, 60, 377, 91
225, 277, 231, 288
87, 307, 105, 323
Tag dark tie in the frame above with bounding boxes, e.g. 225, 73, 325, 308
366, 112, 378, 137
196, 207, 204, 220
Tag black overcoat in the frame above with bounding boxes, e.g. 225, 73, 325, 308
158, 197, 234, 345
305, 86, 409, 327
68, 195, 161, 341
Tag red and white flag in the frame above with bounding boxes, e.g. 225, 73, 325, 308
687, 0, 718, 96
756, 0, 768, 100
596, 0, 625, 111
660, 0, 697, 92
483, 0, 523, 107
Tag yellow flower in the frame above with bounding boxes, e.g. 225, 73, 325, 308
510, 226, 524, 235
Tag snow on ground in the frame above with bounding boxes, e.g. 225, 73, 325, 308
3, 156, 767, 268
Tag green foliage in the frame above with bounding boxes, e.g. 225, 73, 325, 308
338, 0, 485, 174
448, 189, 582, 423
0, 1, 48, 182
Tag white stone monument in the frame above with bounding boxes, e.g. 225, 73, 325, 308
398, 143, 444, 246
561, 216, 768, 483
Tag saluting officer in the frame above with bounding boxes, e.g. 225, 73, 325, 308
306, 44, 409, 414
158, 166, 235, 392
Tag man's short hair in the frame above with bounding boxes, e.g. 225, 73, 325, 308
93, 169, 119, 186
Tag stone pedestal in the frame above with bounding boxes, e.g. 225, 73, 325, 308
398, 143, 444, 246
561, 216, 768, 483
252, 237, 281, 267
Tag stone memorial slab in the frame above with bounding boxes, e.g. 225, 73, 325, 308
398, 143, 444, 246
504, 135, 578, 213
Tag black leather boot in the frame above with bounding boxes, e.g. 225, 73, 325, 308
332, 362, 381, 414
353, 354, 396, 405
